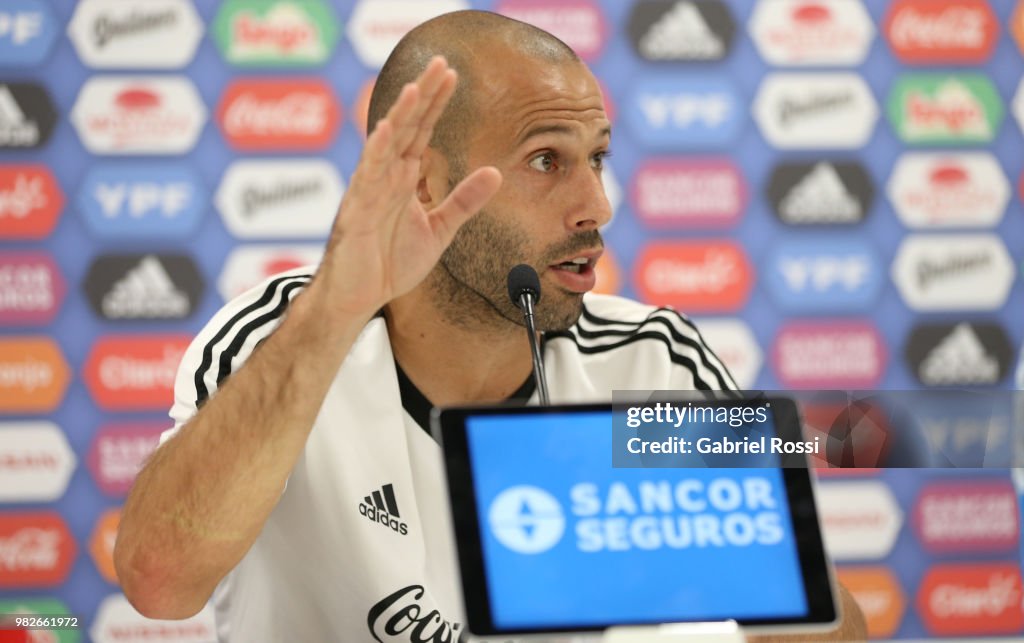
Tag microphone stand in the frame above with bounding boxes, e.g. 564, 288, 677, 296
517, 291, 550, 406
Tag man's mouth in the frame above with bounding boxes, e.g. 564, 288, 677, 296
551, 257, 592, 274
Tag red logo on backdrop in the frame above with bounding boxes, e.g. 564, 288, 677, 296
918, 563, 1024, 635
0, 253, 65, 326
884, 0, 998, 64
217, 79, 341, 150
772, 321, 886, 389
86, 423, 165, 497
634, 242, 752, 312
913, 479, 1019, 554
84, 336, 191, 411
0, 512, 76, 588
630, 159, 745, 228
0, 166, 63, 240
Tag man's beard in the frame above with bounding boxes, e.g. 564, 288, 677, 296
433, 205, 602, 333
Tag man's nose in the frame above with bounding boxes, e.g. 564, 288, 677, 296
564, 166, 613, 231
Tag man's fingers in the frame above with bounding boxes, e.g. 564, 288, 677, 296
391, 59, 453, 155
408, 70, 457, 157
429, 167, 503, 244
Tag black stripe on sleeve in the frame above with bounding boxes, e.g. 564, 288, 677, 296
192, 274, 312, 407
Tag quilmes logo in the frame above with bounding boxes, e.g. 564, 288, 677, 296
913, 480, 1018, 554
217, 244, 321, 300
772, 321, 886, 389
497, 0, 608, 62
218, 79, 340, 151
70, 76, 207, 154
765, 238, 882, 313
0, 337, 69, 414
767, 160, 873, 225
0, 0, 59, 66
83, 253, 204, 321
0, 421, 76, 503
0, 82, 56, 149
626, 76, 741, 149
836, 567, 906, 640
90, 594, 216, 643
749, 0, 874, 67
906, 321, 1011, 387
358, 483, 408, 536
891, 234, 1014, 312
884, 0, 998, 65
0, 512, 76, 588
630, 158, 746, 228
83, 335, 190, 411
77, 163, 205, 240
627, 0, 734, 62
918, 564, 1024, 636
215, 159, 343, 239
67, 0, 204, 69
888, 74, 1002, 144
888, 153, 1009, 228
754, 73, 877, 149
0, 165, 63, 240
347, 0, 468, 68
213, 0, 339, 67
86, 423, 164, 497
0, 253, 65, 326
634, 241, 753, 312
488, 476, 787, 555
817, 481, 903, 561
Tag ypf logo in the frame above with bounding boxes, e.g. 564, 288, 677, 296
488, 486, 565, 554
0, 0, 59, 66
217, 79, 340, 151
213, 0, 340, 67
77, 163, 206, 240
627, 0, 735, 62
749, 0, 874, 67
765, 238, 882, 313
626, 76, 742, 149
884, 0, 998, 65
498, 0, 608, 62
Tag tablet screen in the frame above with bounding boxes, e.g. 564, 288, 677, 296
440, 401, 835, 635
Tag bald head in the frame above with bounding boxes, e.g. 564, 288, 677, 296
367, 10, 581, 174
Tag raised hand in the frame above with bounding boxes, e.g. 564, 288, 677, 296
314, 56, 503, 318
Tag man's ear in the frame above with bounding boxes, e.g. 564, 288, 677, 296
416, 147, 450, 210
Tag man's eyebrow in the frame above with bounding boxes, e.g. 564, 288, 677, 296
516, 124, 612, 147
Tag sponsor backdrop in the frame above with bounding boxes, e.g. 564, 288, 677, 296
1, 0, 1023, 640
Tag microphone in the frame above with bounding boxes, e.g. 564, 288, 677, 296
507, 264, 550, 406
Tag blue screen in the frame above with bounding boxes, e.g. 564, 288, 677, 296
465, 411, 810, 630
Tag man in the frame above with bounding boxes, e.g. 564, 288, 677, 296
115, 11, 864, 642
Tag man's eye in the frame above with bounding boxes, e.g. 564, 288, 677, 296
591, 151, 610, 170
528, 154, 556, 172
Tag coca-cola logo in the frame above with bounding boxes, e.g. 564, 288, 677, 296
0, 512, 76, 587
366, 585, 464, 642
634, 241, 753, 312
885, 0, 998, 64
217, 79, 341, 150
84, 335, 190, 410
919, 564, 1024, 635
0, 165, 63, 239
